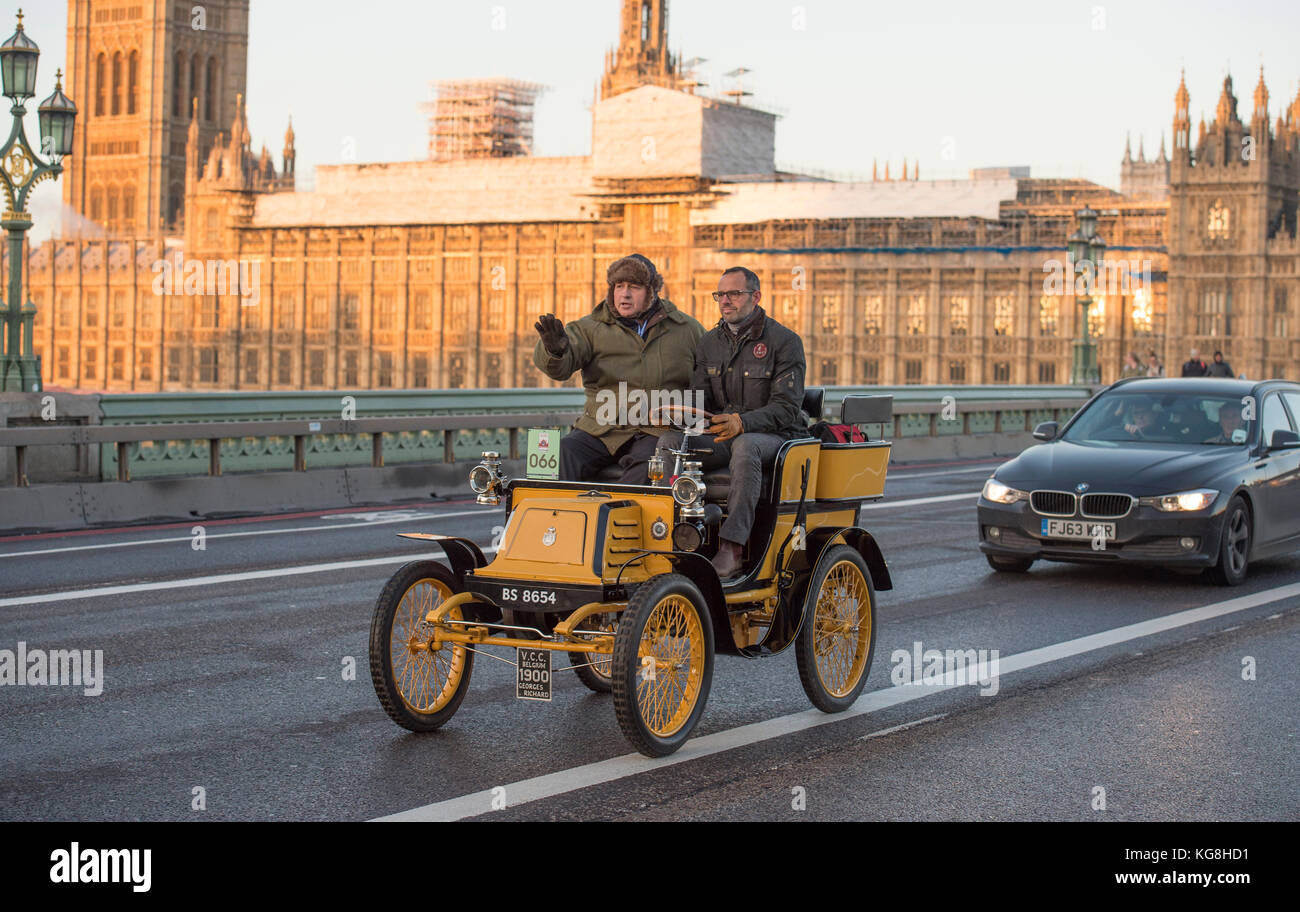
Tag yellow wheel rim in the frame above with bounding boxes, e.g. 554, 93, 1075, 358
812, 560, 872, 698
580, 613, 616, 679
636, 594, 705, 737
390, 578, 468, 714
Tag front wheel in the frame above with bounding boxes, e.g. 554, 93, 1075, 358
612, 574, 714, 757
796, 545, 876, 712
569, 611, 617, 693
986, 553, 1035, 573
1207, 496, 1251, 586
369, 560, 474, 732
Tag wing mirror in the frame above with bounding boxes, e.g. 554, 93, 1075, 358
1032, 421, 1060, 441
1268, 429, 1300, 451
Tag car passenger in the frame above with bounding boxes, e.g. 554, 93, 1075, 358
1205, 402, 1246, 444
1123, 403, 1158, 439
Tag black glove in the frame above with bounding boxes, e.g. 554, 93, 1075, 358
534, 313, 569, 356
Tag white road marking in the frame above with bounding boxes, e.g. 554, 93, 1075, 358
889, 465, 1002, 479
373, 581, 1300, 822
0, 509, 495, 559
862, 492, 979, 510
859, 713, 948, 741
0, 544, 501, 608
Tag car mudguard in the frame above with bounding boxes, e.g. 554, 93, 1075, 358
804, 526, 893, 592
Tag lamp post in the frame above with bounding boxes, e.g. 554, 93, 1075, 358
0, 9, 77, 392
1068, 206, 1104, 385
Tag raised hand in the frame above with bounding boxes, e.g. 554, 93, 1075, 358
534, 313, 568, 356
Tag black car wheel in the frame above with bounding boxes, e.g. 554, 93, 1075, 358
1208, 496, 1251, 586
986, 553, 1034, 573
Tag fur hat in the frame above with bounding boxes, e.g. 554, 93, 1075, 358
606, 254, 664, 306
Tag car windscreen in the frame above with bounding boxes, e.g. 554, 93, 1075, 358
1062, 391, 1254, 445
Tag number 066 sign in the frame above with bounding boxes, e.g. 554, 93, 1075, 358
526, 428, 560, 480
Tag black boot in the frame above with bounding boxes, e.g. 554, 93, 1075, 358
711, 539, 744, 579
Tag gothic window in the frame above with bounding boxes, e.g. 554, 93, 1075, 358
308, 349, 326, 386
1087, 298, 1106, 338
1197, 290, 1231, 336
168, 183, 183, 228
905, 295, 925, 335
948, 360, 967, 383
993, 362, 1011, 383
198, 348, 219, 384
1274, 288, 1288, 338
138, 350, 154, 382
111, 52, 122, 115
204, 208, 219, 244
172, 53, 184, 117
167, 348, 183, 382
377, 352, 395, 388
243, 350, 259, 385
992, 295, 1014, 336
1131, 288, 1154, 334
820, 295, 840, 333
376, 293, 396, 330
411, 354, 429, 388
861, 359, 880, 383
1207, 200, 1231, 239
948, 296, 969, 335
861, 294, 883, 335
276, 350, 292, 385
190, 55, 200, 118
276, 293, 296, 330
122, 185, 135, 230
412, 291, 431, 330
652, 204, 670, 234
309, 294, 329, 330
1038, 295, 1059, 337
820, 359, 837, 385
205, 57, 219, 122
106, 185, 120, 228
127, 51, 139, 115
340, 293, 361, 331
1037, 361, 1057, 384
342, 351, 359, 386
95, 54, 106, 116
904, 359, 923, 384
90, 186, 104, 223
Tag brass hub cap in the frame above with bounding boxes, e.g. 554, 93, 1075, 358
812, 561, 871, 698
637, 595, 705, 737
391, 579, 467, 714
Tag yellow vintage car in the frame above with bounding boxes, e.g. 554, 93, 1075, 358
369, 391, 894, 757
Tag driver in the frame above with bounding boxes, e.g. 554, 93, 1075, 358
1205, 401, 1246, 444
1123, 402, 1158, 439
533, 254, 704, 482
663, 266, 807, 579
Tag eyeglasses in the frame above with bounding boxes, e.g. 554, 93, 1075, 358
712, 290, 754, 303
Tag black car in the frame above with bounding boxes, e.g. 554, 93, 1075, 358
977, 378, 1300, 585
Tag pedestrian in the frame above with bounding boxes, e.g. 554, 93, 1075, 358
1206, 350, 1234, 377
1120, 352, 1146, 379
1145, 349, 1165, 377
1180, 347, 1208, 377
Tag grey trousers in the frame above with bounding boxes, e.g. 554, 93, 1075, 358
659, 430, 784, 544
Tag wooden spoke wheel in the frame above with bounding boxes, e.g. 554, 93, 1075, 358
612, 574, 714, 757
369, 560, 474, 732
796, 545, 876, 712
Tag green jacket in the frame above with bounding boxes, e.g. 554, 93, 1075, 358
533, 298, 705, 454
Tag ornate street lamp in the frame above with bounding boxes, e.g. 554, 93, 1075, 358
1068, 206, 1102, 385
0, 9, 76, 392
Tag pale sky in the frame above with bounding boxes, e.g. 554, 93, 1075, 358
22, 0, 1300, 241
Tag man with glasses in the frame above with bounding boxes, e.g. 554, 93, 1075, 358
666, 266, 807, 579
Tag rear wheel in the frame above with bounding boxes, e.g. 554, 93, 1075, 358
569, 611, 616, 693
1208, 496, 1251, 586
985, 553, 1035, 573
612, 574, 714, 757
369, 560, 473, 732
796, 545, 876, 712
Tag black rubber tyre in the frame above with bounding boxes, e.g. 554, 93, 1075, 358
796, 545, 877, 713
611, 574, 714, 757
569, 611, 617, 694
369, 560, 474, 732
1207, 496, 1251, 586
985, 553, 1035, 573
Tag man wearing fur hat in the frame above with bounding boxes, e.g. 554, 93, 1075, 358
534, 254, 705, 482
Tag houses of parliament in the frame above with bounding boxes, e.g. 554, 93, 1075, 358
17, 0, 1300, 392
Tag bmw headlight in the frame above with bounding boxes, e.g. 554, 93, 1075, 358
982, 478, 1028, 504
672, 474, 703, 507
1152, 489, 1218, 512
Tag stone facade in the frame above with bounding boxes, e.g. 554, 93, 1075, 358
17, 3, 1300, 393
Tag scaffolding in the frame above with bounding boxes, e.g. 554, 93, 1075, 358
424, 78, 547, 161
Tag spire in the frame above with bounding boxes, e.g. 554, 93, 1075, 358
902, 158, 909, 180
884, 161, 891, 181
1253, 65, 1269, 122
1198, 114, 1207, 144
1138, 134, 1146, 162
871, 159, 877, 181
913, 162, 919, 180
1159, 131, 1167, 160
1175, 69, 1190, 114
1215, 74, 1239, 126
284, 115, 295, 146
1123, 131, 1132, 162
282, 115, 296, 178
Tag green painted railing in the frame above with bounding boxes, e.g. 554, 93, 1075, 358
84, 386, 1091, 481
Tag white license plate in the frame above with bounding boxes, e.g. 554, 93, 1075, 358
1041, 519, 1116, 540
516, 647, 552, 702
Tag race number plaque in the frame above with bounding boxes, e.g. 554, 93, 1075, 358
516, 647, 553, 702
526, 428, 560, 480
